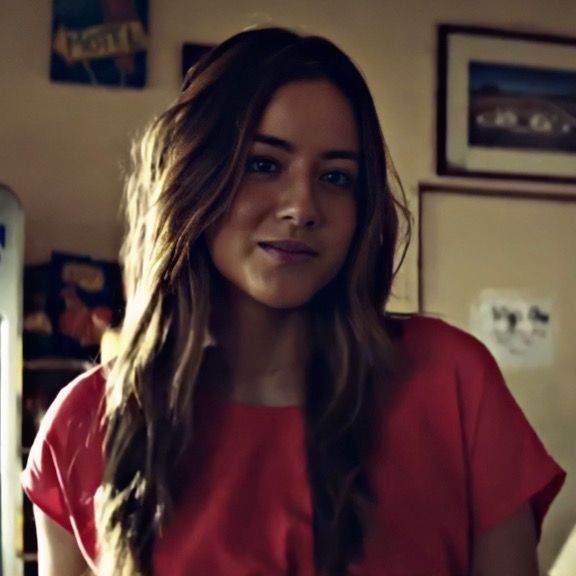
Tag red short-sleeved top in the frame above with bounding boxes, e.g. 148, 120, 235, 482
22, 316, 566, 575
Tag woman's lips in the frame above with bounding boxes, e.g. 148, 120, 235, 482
258, 240, 318, 264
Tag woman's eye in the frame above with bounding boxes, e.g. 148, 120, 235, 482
321, 170, 355, 189
245, 157, 279, 174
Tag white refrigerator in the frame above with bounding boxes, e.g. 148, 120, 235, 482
0, 183, 24, 576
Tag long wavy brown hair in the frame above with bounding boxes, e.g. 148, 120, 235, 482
95, 27, 411, 576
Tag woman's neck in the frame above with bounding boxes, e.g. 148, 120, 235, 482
208, 288, 311, 406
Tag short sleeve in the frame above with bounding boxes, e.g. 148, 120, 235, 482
22, 367, 106, 552
22, 411, 74, 532
461, 340, 566, 536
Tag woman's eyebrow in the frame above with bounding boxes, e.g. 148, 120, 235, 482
254, 133, 293, 151
254, 132, 359, 162
323, 150, 359, 162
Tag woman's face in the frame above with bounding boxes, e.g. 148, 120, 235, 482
207, 79, 359, 309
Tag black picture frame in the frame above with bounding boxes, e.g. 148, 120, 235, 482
181, 42, 214, 80
437, 25, 576, 184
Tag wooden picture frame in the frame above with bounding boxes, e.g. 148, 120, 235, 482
437, 25, 576, 184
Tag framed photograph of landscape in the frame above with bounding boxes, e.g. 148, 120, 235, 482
437, 25, 576, 183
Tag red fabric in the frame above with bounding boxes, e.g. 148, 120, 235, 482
22, 316, 566, 575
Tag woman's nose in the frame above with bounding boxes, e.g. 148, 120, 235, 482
276, 175, 320, 229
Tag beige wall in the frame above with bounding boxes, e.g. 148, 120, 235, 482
2, 0, 575, 572
2, 0, 576, 308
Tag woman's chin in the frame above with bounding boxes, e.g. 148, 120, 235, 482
249, 289, 316, 311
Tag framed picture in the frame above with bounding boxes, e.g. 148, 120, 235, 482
50, 0, 149, 88
437, 25, 576, 183
181, 43, 214, 80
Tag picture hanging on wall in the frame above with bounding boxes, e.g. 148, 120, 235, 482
181, 42, 214, 80
437, 25, 576, 184
50, 0, 149, 88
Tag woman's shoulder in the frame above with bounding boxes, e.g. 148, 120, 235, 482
385, 313, 498, 374
388, 312, 481, 345
374, 314, 566, 543
39, 364, 107, 445
49, 364, 106, 412
380, 313, 505, 414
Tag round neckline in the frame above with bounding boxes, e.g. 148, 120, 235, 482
195, 314, 418, 415
196, 387, 303, 413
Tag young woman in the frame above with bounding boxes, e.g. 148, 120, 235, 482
24, 27, 565, 576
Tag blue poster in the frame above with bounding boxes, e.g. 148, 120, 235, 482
50, 0, 148, 88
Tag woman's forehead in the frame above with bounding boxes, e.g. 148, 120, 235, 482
254, 80, 360, 154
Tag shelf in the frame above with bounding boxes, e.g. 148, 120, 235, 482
23, 358, 94, 371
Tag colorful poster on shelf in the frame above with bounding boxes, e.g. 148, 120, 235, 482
470, 289, 554, 369
50, 0, 149, 88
